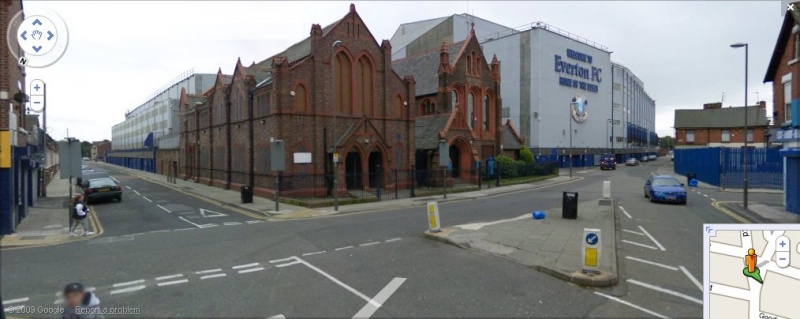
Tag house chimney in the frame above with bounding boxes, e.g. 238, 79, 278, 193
703, 102, 722, 109
758, 101, 766, 109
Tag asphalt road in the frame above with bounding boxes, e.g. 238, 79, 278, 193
2, 159, 778, 318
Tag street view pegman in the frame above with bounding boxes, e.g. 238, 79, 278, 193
1, 1, 800, 318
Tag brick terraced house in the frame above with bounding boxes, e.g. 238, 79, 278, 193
181, 4, 416, 198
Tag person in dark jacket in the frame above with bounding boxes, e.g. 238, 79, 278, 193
59, 283, 104, 319
69, 195, 93, 236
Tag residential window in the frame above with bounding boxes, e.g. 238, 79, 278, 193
483, 95, 490, 131
467, 92, 474, 129
294, 84, 306, 113
785, 81, 793, 122
721, 130, 730, 142
746, 130, 753, 142
686, 130, 695, 142
257, 93, 271, 116
451, 90, 458, 110
334, 51, 352, 114
420, 99, 435, 116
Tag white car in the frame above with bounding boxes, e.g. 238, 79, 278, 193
669, 151, 674, 161
649, 155, 657, 161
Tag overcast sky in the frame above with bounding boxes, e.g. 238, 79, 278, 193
26, 1, 781, 142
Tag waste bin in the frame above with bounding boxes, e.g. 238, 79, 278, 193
241, 186, 253, 204
686, 173, 697, 184
562, 191, 578, 219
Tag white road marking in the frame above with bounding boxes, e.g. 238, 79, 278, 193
246, 220, 264, 224
352, 277, 407, 319
335, 246, 354, 251
173, 228, 195, 231
109, 285, 146, 295
148, 230, 170, 234
710, 198, 716, 201
622, 240, 659, 250
627, 279, 702, 305
3, 298, 28, 304
267, 315, 286, 319
703, 194, 709, 198
142, 196, 153, 202
679, 266, 703, 291
200, 273, 227, 280
53, 298, 63, 304
275, 261, 302, 268
156, 274, 183, 281
238, 267, 265, 274
295, 257, 378, 307
360, 242, 381, 247
195, 268, 222, 274
178, 216, 204, 228
157, 279, 188, 287
619, 206, 632, 219
200, 208, 227, 218
133, 190, 141, 195
593, 292, 670, 319
385, 238, 401, 242
113, 279, 145, 287
125, 186, 131, 190
199, 223, 218, 228
623, 229, 645, 236
223, 222, 241, 226
232, 263, 260, 269
625, 256, 679, 271
157, 204, 172, 213
302, 251, 326, 256
638, 226, 666, 251
270, 257, 295, 263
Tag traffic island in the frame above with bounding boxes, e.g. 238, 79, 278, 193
423, 199, 619, 287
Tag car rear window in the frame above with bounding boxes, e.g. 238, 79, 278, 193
89, 179, 117, 188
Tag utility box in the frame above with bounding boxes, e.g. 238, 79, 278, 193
58, 139, 82, 179
562, 191, 578, 219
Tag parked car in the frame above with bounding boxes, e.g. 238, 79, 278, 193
649, 155, 657, 161
84, 177, 122, 204
77, 165, 94, 186
640, 156, 649, 163
625, 158, 639, 166
599, 153, 616, 170
81, 171, 110, 188
644, 175, 687, 204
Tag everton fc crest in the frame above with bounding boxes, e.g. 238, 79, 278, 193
571, 96, 588, 123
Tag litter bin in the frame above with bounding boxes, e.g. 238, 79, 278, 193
241, 186, 253, 204
562, 191, 578, 219
686, 173, 697, 184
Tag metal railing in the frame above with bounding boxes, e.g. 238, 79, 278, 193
478, 21, 610, 52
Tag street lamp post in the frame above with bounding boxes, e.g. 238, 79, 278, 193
731, 42, 749, 209
568, 104, 573, 178
331, 40, 343, 211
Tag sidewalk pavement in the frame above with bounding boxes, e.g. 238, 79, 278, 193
424, 198, 619, 287
720, 201, 799, 224
96, 162, 581, 220
0, 172, 100, 248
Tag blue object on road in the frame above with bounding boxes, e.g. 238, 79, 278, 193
688, 178, 698, 187
532, 211, 546, 219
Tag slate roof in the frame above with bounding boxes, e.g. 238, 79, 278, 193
415, 115, 450, 149
248, 20, 340, 84
765, 3, 800, 82
392, 41, 464, 96
502, 124, 522, 150
674, 106, 768, 129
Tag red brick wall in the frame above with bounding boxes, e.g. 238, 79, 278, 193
770, 21, 799, 126
1, 0, 26, 142
675, 127, 768, 146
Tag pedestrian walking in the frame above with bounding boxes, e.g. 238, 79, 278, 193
69, 195, 93, 236
68, 195, 80, 231
58, 282, 104, 319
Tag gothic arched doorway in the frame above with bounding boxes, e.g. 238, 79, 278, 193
449, 145, 460, 178
368, 150, 383, 188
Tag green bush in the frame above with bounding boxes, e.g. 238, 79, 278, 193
515, 160, 534, 177
519, 146, 534, 164
495, 155, 517, 178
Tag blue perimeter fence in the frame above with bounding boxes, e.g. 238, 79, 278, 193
674, 147, 783, 189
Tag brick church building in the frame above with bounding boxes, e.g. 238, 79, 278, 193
181, 4, 416, 197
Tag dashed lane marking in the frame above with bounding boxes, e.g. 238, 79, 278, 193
238, 267, 265, 274
155, 274, 183, 281
638, 226, 666, 251
200, 273, 226, 280
270, 257, 295, 263
385, 238, 401, 242
360, 241, 381, 247
195, 268, 222, 274
593, 292, 670, 319
109, 285, 145, 295
627, 279, 702, 305
157, 279, 188, 287
619, 206, 632, 219
3, 298, 28, 304
679, 266, 703, 291
275, 261, 302, 268
622, 240, 659, 250
174, 228, 195, 231
335, 246, 354, 251
710, 198, 716, 201
302, 251, 326, 256
232, 263, 259, 270
112, 279, 144, 287
223, 222, 241, 226
246, 220, 264, 224
143, 196, 153, 203
623, 229, 645, 236
625, 256, 679, 271
124, 186, 131, 190
133, 190, 141, 195
157, 204, 172, 213
703, 194, 709, 198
